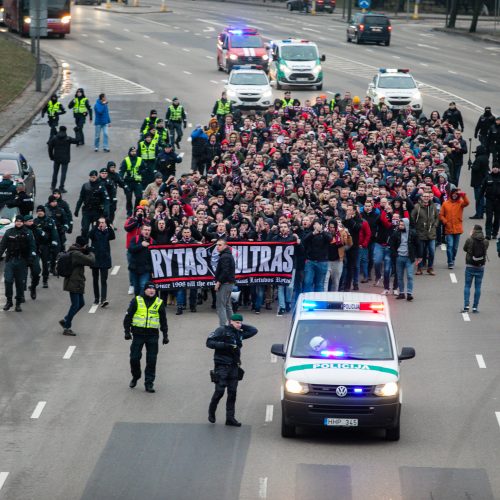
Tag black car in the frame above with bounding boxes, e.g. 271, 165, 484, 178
286, 0, 335, 13
347, 13, 391, 46
0, 152, 36, 199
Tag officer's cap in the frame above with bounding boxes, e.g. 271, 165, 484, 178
231, 313, 243, 322
89, 170, 98, 177
144, 282, 156, 291
24, 215, 33, 222
107, 161, 116, 168
15, 215, 24, 222
36, 205, 46, 212
99, 168, 108, 173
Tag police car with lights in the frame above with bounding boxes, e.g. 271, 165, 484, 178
271, 292, 415, 440
367, 68, 423, 116
268, 39, 325, 90
225, 65, 273, 109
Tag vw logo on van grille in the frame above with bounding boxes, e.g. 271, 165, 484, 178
336, 386, 348, 397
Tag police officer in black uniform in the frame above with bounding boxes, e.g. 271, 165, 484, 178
0, 215, 36, 311
74, 170, 110, 239
46, 194, 70, 271
33, 205, 58, 288
23, 215, 42, 300
206, 314, 258, 426
6, 182, 34, 217
480, 162, 500, 240
98, 167, 117, 225
105, 161, 125, 226
52, 188, 73, 235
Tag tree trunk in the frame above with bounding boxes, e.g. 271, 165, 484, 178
469, 0, 482, 32
448, 0, 459, 27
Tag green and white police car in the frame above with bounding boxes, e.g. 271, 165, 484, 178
268, 39, 325, 90
271, 292, 415, 440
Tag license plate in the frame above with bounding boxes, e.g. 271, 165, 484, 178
47, 28, 53, 32
324, 418, 358, 427
296, 78, 308, 81
391, 105, 405, 109
371, 27, 382, 31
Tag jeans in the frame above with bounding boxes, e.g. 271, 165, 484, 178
373, 243, 392, 290
168, 122, 183, 145
92, 268, 108, 302
304, 260, 328, 292
324, 260, 343, 292
51, 162, 68, 190
252, 285, 265, 312
64, 292, 85, 328
445, 234, 461, 266
473, 186, 485, 217
277, 284, 293, 310
358, 247, 369, 281
130, 333, 159, 385
131, 272, 150, 296
396, 255, 414, 295
94, 124, 109, 150
417, 239, 436, 269
464, 266, 484, 309
177, 287, 197, 308
4, 258, 27, 302
216, 283, 234, 326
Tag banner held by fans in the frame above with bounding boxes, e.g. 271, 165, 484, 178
149, 241, 295, 289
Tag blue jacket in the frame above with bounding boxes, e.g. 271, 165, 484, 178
89, 225, 115, 269
94, 100, 111, 126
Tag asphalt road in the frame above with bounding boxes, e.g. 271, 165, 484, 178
1, 1, 500, 498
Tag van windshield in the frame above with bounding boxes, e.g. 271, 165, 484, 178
231, 35, 263, 48
281, 45, 318, 61
291, 320, 394, 360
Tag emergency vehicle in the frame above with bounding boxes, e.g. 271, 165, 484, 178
367, 68, 423, 116
217, 27, 269, 74
268, 39, 325, 90
225, 65, 273, 109
271, 292, 415, 440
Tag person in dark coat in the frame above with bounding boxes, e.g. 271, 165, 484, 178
442, 102, 464, 131
89, 217, 115, 307
474, 106, 495, 149
469, 145, 490, 219
214, 239, 236, 327
59, 236, 95, 336
487, 117, 500, 163
6, 182, 34, 216
190, 125, 208, 175
47, 125, 78, 193
128, 224, 155, 295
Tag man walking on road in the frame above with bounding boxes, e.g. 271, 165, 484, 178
214, 239, 235, 326
469, 145, 490, 220
207, 314, 258, 426
93, 93, 111, 152
479, 162, 500, 240
59, 236, 95, 336
68, 88, 92, 146
47, 125, 78, 193
123, 282, 169, 393
462, 225, 489, 314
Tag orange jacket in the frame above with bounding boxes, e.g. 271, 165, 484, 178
439, 194, 470, 235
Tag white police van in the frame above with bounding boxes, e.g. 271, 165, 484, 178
271, 292, 415, 440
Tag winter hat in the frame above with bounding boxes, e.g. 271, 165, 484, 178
48, 195, 57, 203
231, 313, 243, 321
24, 215, 33, 221
144, 282, 156, 291
36, 205, 46, 212
15, 215, 24, 222
75, 236, 87, 247
107, 161, 116, 168
139, 199, 149, 208
89, 170, 98, 177
438, 172, 448, 181
264, 218, 274, 226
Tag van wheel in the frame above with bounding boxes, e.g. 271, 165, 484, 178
276, 80, 282, 90
281, 416, 296, 438
355, 34, 361, 45
316, 83, 323, 90
346, 34, 351, 43
385, 424, 400, 441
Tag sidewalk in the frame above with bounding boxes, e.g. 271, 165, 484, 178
0, 36, 61, 148
434, 26, 500, 45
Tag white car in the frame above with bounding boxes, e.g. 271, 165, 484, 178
271, 292, 415, 440
225, 65, 273, 109
367, 68, 423, 116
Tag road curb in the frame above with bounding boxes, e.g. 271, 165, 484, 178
0, 40, 62, 148
433, 26, 500, 45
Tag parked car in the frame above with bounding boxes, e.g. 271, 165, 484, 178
0, 152, 36, 199
286, 0, 335, 13
347, 13, 391, 46
0, 205, 18, 246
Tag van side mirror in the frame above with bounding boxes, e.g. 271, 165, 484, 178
273, 53, 278, 61
320, 54, 326, 62
399, 347, 415, 361
271, 343, 286, 358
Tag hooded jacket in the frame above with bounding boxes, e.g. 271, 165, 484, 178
48, 129, 78, 163
63, 245, 95, 294
439, 192, 469, 235
389, 218, 420, 263
94, 98, 111, 126
411, 199, 439, 241
463, 227, 489, 267
470, 145, 490, 188
191, 127, 209, 158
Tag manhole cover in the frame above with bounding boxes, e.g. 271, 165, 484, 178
39, 63, 53, 81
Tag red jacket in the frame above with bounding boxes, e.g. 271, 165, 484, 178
359, 219, 372, 248
124, 216, 143, 249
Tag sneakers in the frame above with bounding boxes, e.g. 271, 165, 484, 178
128, 285, 134, 295
461, 306, 470, 313
392, 289, 399, 296
277, 308, 285, 316
382, 289, 390, 295
415, 269, 423, 276
396, 293, 406, 300
406, 294, 414, 302
145, 384, 155, 393
448, 264, 454, 269
374, 278, 382, 287
63, 329, 76, 336
129, 378, 138, 388
176, 307, 183, 315
472, 307, 479, 313
101, 300, 109, 308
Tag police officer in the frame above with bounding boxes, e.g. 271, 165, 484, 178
156, 143, 183, 179
120, 147, 144, 216
212, 91, 233, 126
6, 182, 34, 216
33, 205, 59, 288
206, 314, 258, 426
488, 116, 500, 163
104, 162, 124, 226
166, 97, 187, 149
140, 109, 159, 138
123, 282, 169, 393
46, 194, 69, 271
41, 93, 66, 139
98, 167, 117, 224
23, 215, 42, 300
0, 215, 36, 312
137, 133, 159, 189
474, 106, 495, 150
74, 170, 110, 239
68, 88, 92, 146
0, 173, 17, 205
281, 91, 294, 108
52, 188, 73, 234
154, 119, 170, 148
479, 162, 500, 240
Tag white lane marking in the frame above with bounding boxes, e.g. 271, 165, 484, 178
210, 80, 218, 84
195, 33, 201, 36
450, 273, 457, 283
174, 26, 180, 29
135, 54, 143, 58
165, 98, 172, 102
158, 62, 166, 66
89, 304, 99, 314
162, 41, 169, 45
183, 70, 192, 75
420, 62, 429, 66
496, 412, 500, 429
462, 312, 471, 322
144, 35, 150, 38
81, 33, 88, 37
206, 55, 214, 60
440, 244, 446, 251
63, 346, 76, 360
270, 353, 277, 363
0, 472, 9, 492
448, 70, 457, 74
258, 477, 268, 498
302, 27, 321, 33
476, 354, 486, 369
179, 152, 185, 158
31, 401, 47, 419
203, 26, 215, 33
111, 265, 120, 276
478, 79, 488, 83
124, 28, 130, 32
188, 122, 193, 127
183, 48, 191, 52
197, 17, 226, 28
98, 39, 104, 44
184, 29, 190, 33
418, 43, 439, 50
392, 55, 401, 59
327, 91, 335, 95
115, 47, 122, 51
265, 405, 274, 422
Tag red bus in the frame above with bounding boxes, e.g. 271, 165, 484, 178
3, 0, 71, 37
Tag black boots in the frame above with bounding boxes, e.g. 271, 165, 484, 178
3, 301, 13, 311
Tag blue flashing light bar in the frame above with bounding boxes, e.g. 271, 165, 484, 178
353, 388, 363, 394
229, 29, 243, 35
320, 349, 345, 358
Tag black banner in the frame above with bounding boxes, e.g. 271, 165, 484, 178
150, 241, 295, 289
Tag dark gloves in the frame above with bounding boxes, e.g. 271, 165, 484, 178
74, 211, 79, 218
183, 121, 187, 129
124, 332, 132, 340
162, 336, 169, 345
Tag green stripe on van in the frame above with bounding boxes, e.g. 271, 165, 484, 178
285, 362, 398, 377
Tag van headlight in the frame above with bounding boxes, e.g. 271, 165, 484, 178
279, 64, 290, 74
229, 54, 238, 61
262, 54, 269, 61
312, 64, 322, 75
61, 15, 71, 24
374, 382, 398, 397
285, 379, 309, 394
226, 89, 237, 98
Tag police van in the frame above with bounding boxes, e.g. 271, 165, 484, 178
268, 39, 325, 90
271, 292, 415, 440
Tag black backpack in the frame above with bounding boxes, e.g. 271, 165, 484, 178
56, 251, 73, 277
470, 238, 486, 267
